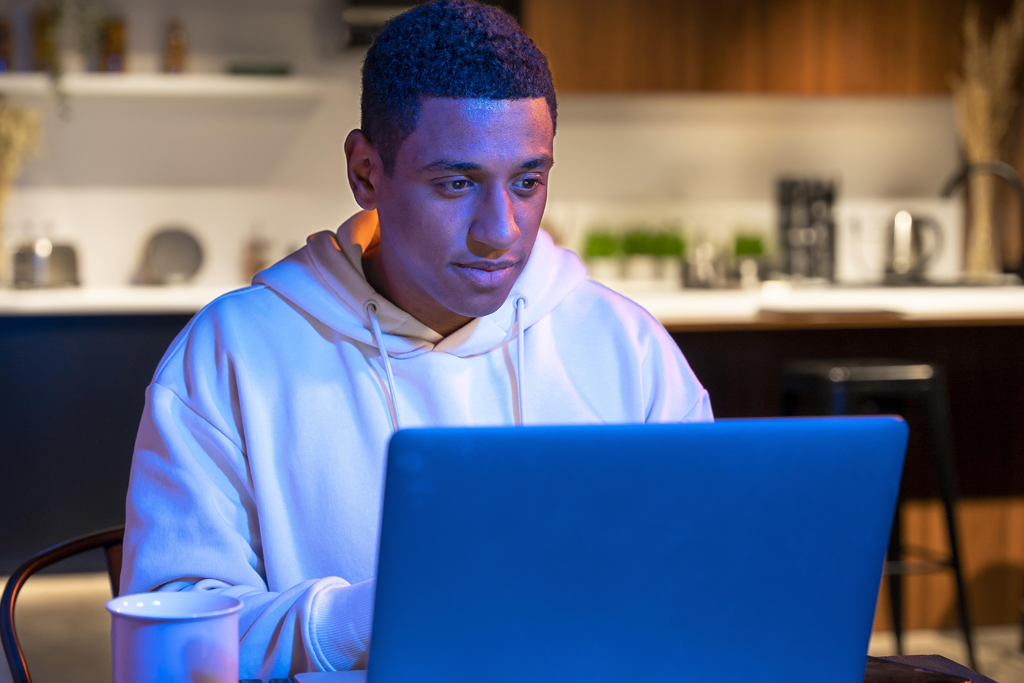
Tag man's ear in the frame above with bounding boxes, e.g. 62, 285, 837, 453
345, 130, 383, 210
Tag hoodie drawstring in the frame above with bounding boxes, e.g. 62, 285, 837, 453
515, 297, 527, 426
364, 297, 527, 431
365, 301, 402, 432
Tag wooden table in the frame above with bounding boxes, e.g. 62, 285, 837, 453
875, 655, 997, 683
240, 655, 998, 683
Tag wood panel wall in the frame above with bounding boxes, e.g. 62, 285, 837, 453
522, 0, 1016, 95
873, 498, 1024, 630
1001, 101, 1024, 268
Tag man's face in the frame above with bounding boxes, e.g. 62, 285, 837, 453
373, 97, 554, 320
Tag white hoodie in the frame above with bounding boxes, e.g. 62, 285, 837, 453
121, 210, 712, 679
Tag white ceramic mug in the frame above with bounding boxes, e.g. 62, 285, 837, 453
107, 591, 243, 683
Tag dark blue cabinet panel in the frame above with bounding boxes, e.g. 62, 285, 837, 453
0, 314, 192, 573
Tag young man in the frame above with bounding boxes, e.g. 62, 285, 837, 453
120, 0, 712, 678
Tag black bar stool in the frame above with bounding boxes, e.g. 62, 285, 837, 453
780, 359, 975, 670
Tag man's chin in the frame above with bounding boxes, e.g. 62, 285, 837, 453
443, 286, 517, 320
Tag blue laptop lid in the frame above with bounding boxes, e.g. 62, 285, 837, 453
369, 417, 908, 683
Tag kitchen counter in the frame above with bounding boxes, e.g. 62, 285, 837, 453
633, 284, 1024, 331
0, 285, 236, 316
5, 283, 1024, 331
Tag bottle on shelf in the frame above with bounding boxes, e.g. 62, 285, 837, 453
242, 223, 272, 283
100, 16, 126, 72
0, 16, 12, 72
32, 5, 60, 73
164, 20, 187, 73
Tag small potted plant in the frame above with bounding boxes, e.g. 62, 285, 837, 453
581, 228, 622, 282
650, 229, 686, 287
734, 233, 765, 289
622, 227, 658, 282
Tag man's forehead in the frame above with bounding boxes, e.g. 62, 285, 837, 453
402, 96, 554, 170
418, 95, 551, 120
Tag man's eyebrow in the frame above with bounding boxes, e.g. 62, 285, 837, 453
520, 155, 554, 170
421, 159, 483, 172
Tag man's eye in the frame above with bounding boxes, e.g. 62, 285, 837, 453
440, 179, 473, 192
514, 177, 543, 192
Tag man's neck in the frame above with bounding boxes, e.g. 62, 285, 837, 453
361, 248, 472, 337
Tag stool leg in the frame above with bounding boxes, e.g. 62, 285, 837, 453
926, 373, 977, 671
1020, 596, 1024, 652
887, 505, 905, 655
780, 389, 799, 417
829, 381, 848, 415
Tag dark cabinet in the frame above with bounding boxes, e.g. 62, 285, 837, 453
0, 314, 191, 573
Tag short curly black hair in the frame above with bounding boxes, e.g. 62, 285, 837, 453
361, 0, 557, 175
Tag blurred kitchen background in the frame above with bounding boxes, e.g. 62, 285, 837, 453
3, 0, 1024, 681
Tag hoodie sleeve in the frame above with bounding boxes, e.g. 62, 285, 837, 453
641, 325, 714, 424
121, 382, 373, 678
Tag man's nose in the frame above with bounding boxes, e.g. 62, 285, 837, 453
467, 184, 520, 257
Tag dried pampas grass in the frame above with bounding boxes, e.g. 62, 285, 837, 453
0, 98, 39, 283
0, 100, 39, 194
952, 0, 1024, 277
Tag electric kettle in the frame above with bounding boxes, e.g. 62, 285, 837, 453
884, 210, 944, 285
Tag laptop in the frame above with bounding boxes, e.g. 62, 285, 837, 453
362, 417, 907, 683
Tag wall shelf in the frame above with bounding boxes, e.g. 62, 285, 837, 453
1, 73, 352, 187
0, 73, 333, 102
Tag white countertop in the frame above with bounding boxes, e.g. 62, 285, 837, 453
629, 283, 1024, 329
0, 285, 236, 316
4, 283, 1024, 329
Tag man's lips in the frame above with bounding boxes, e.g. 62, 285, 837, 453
452, 260, 519, 288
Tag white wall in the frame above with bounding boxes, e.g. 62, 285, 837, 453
6, 187, 355, 286
549, 95, 959, 203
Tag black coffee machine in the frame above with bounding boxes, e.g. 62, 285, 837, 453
777, 178, 837, 282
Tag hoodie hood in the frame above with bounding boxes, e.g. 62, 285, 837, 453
254, 210, 588, 359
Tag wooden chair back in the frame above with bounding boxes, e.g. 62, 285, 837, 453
0, 526, 125, 683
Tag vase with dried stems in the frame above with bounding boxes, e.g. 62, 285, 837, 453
0, 99, 39, 287
951, 0, 1024, 280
